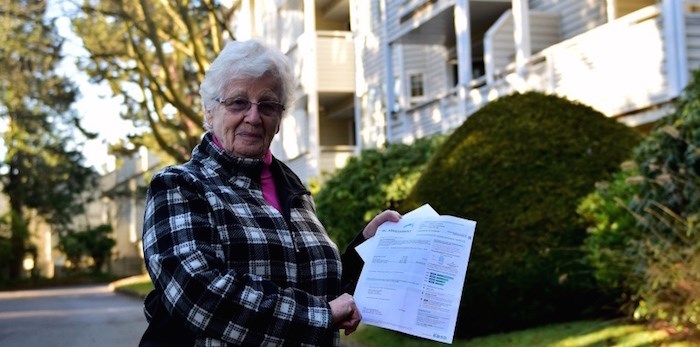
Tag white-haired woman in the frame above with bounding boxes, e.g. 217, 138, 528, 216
139, 40, 400, 346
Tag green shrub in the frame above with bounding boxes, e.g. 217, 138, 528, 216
402, 92, 641, 336
627, 70, 700, 332
580, 71, 700, 334
315, 135, 443, 251
57, 224, 116, 274
577, 162, 644, 303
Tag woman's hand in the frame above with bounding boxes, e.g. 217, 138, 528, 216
362, 210, 401, 239
329, 293, 362, 335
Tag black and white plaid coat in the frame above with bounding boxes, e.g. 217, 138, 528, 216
140, 133, 364, 346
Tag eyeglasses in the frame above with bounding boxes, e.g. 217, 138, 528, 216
216, 97, 285, 117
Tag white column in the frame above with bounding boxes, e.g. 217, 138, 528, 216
606, 0, 617, 22
663, 0, 688, 97
303, 0, 321, 176
381, 0, 394, 144
396, 45, 406, 111
454, 0, 472, 120
237, 0, 254, 40
350, 0, 363, 152
512, 0, 531, 87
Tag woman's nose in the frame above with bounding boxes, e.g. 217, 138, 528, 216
243, 104, 263, 123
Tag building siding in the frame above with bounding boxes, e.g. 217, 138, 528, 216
530, 11, 561, 53
529, 0, 607, 40
279, 0, 305, 53
687, 13, 700, 71
352, 0, 389, 149
316, 32, 356, 92
388, 0, 456, 43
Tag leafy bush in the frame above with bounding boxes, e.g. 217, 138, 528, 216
577, 162, 644, 299
315, 135, 443, 251
57, 224, 116, 274
402, 92, 641, 336
628, 71, 700, 331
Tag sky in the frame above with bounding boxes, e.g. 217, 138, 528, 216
50, 0, 136, 174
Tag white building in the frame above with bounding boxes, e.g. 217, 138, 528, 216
232, 0, 358, 184
91, 147, 159, 276
360, 0, 698, 147
231, 0, 700, 184
0, 147, 155, 279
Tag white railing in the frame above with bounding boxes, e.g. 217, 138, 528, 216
390, 88, 460, 143
483, 4, 672, 117
315, 31, 355, 92
389, 3, 682, 143
539, 5, 672, 116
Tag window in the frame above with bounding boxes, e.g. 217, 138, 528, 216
409, 73, 425, 105
409, 74, 424, 97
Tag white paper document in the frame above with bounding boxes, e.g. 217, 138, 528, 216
355, 204, 439, 262
354, 207, 476, 344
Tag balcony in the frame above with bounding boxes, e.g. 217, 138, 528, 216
388, 3, 700, 143
316, 31, 355, 93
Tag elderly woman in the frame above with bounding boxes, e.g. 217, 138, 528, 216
139, 40, 400, 346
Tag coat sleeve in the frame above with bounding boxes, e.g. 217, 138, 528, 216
142, 169, 335, 346
340, 232, 368, 294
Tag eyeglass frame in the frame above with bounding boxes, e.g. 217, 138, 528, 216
215, 97, 286, 118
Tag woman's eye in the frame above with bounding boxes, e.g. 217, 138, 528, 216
231, 99, 250, 107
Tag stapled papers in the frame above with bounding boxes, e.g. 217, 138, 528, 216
353, 204, 477, 344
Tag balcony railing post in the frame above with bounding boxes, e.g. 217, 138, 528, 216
662, 0, 688, 96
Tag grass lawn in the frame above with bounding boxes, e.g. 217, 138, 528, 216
111, 274, 152, 298
114, 278, 699, 346
341, 321, 700, 347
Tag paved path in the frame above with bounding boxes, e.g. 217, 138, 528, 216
0, 284, 147, 346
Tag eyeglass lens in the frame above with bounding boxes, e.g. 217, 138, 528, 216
220, 98, 283, 117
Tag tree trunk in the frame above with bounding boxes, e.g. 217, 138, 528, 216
8, 165, 28, 280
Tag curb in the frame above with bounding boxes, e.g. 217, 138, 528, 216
108, 273, 150, 290
109, 274, 151, 299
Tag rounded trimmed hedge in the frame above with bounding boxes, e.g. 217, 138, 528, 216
315, 135, 443, 251
402, 92, 642, 336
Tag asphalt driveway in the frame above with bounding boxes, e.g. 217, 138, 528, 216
0, 284, 147, 346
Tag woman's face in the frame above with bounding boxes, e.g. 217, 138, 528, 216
206, 74, 283, 159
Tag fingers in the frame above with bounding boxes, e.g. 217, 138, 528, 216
329, 293, 354, 325
339, 306, 361, 335
329, 293, 363, 335
363, 209, 402, 239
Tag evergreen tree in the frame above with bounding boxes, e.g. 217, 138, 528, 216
0, 0, 98, 279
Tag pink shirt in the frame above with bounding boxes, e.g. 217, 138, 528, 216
212, 135, 281, 211
260, 150, 281, 211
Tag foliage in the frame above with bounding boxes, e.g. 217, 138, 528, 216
579, 71, 700, 333
0, 216, 11, 274
57, 224, 116, 274
627, 70, 700, 331
70, 0, 234, 164
402, 92, 641, 336
577, 162, 644, 299
315, 135, 444, 251
0, 1, 99, 279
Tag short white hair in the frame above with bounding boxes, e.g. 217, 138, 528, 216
199, 40, 296, 130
